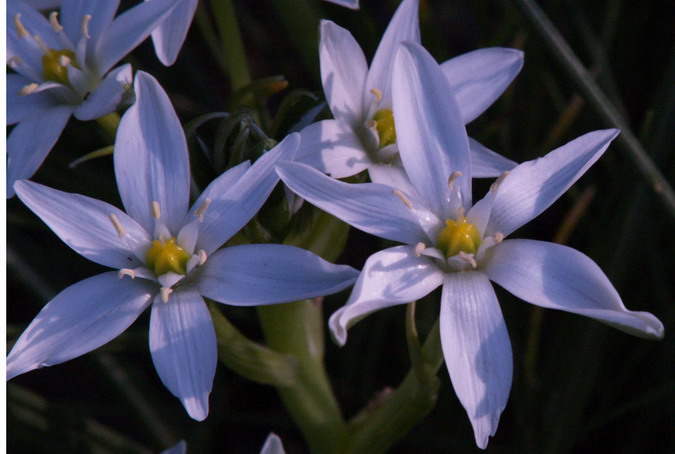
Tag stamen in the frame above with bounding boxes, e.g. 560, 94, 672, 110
81, 15, 92, 39
365, 119, 377, 130
455, 206, 466, 220
413, 242, 426, 257
160, 287, 173, 303
370, 88, 383, 103
195, 198, 212, 222
14, 14, 29, 38
198, 249, 208, 266
34, 35, 50, 53
49, 12, 63, 32
152, 201, 161, 219
392, 189, 413, 210
495, 232, 504, 244
108, 214, 126, 237
490, 171, 510, 193
58, 55, 71, 67
19, 83, 39, 96
458, 251, 477, 268
447, 171, 462, 192
118, 268, 136, 279
8, 56, 23, 68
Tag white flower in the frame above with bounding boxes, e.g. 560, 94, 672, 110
276, 42, 664, 448
6, 0, 180, 197
7, 72, 359, 421
147, 0, 198, 66
294, 0, 523, 191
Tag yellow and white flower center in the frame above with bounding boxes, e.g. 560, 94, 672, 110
371, 108, 396, 148
437, 217, 481, 258
145, 238, 191, 276
42, 48, 78, 85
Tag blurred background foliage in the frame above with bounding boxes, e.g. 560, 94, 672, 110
6, 0, 674, 452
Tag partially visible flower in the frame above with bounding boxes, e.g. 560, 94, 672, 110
277, 42, 664, 448
161, 440, 187, 454
323, 0, 359, 9
260, 433, 285, 454
7, 72, 359, 420
6, 0, 180, 197
147, 0, 198, 66
10, 0, 62, 10
295, 0, 523, 192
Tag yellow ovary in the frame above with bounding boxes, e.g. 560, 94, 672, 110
145, 238, 191, 276
42, 48, 77, 85
372, 109, 396, 148
437, 217, 481, 258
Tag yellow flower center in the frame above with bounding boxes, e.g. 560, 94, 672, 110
437, 217, 481, 258
372, 108, 396, 148
145, 238, 191, 276
42, 48, 77, 85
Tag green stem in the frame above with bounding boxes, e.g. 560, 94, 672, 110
95, 112, 120, 141
510, 0, 675, 222
348, 320, 443, 454
211, 0, 251, 91
258, 301, 347, 454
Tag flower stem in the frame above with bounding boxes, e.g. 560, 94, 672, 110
257, 300, 347, 454
211, 0, 251, 91
95, 112, 120, 141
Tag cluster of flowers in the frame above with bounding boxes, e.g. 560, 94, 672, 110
7, 0, 663, 450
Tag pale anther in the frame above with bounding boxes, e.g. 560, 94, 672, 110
414, 242, 426, 257
195, 198, 212, 222
81, 15, 92, 39
365, 119, 377, 130
108, 213, 126, 237
49, 12, 63, 32
392, 189, 413, 210
58, 55, 71, 67
447, 171, 462, 192
152, 201, 161, 219
14, 14, 29, 38
495, 232, 504, 244
458, 251, 477, 268
20, 83, 39, 96
8, 56, 23, 68
160, 287, 173, 303
490, 171, 510, 193
370, 88, 383, 103
118, 268, 136, 279
198, 249, 208, 266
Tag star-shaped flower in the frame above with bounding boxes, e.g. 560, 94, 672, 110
6, 0, 180, 197
294, 0, 523, 191
7, 72, 359, 420
277, 42, 664, 448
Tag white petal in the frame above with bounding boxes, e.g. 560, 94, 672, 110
323, 0, 359, 9
194, 133, 299, 254
15, 180, 150, 268
260, 433, 286, 454
60, 0, 120, 47
115, 71, 190, 234
393, 42, 472, 219
74, 63, 132, 121
484, 129, 620, 238
96, 0, 179, 74
368, 161, 418, 198
150, 0, 198, 66
365, 0, 420, 108
319, 20, 368, 124
483, 239, 664, 339
295, 119, 371, 178
7, 73, 55, 125
198, 244, 359, 305
7, 272, 155, 380
440, 272, 512, 449
441, 48, 524, 124
7, 105, 73, 197
160, 440, 187, 454
277, 161, 435, 245
149, 287, 216, 421
469, 138, 518, 178
329, 245, 444, 345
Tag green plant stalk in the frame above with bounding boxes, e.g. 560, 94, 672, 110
96, 112, 120, 141
211, 0, 251, 91
258, 300, 347, 453
348, 319, 443, 453
510, 0, 675, 222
